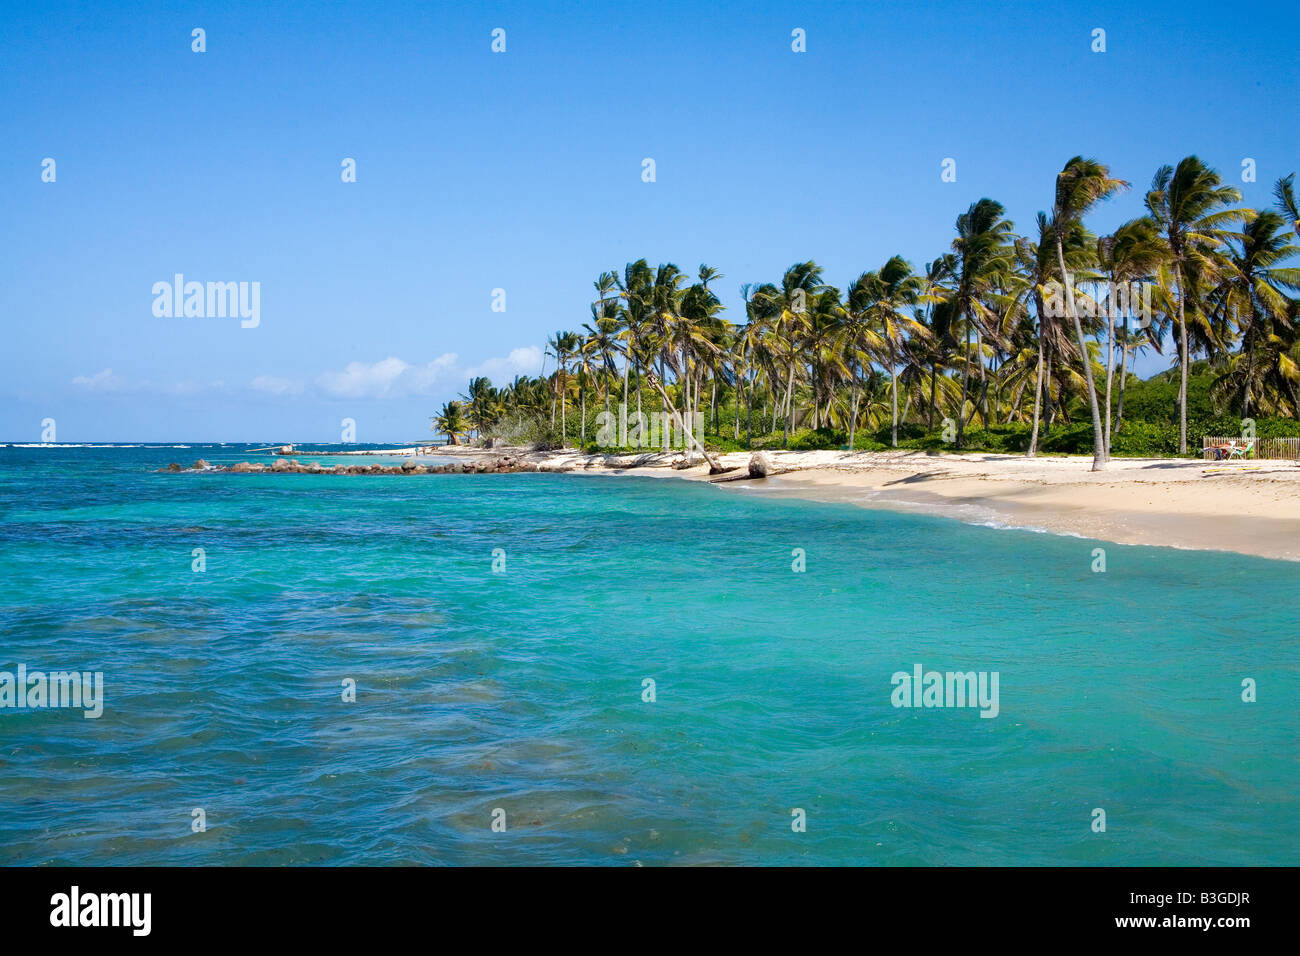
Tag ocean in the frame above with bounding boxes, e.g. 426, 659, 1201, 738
1, 443, 1296, 865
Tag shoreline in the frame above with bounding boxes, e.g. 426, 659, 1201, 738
440, 445, 1300, 562
203, 444, 1300, 563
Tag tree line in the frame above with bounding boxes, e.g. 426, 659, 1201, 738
432, 156, 1300, 471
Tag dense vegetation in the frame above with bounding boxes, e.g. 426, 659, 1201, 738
432, 157, 1300, 466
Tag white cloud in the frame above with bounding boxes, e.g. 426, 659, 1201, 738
71, 368, 124, 391
250, 375, 305, 396
314, 348, 540, 399
65, 347, 543, 402
466, 345, 545, 381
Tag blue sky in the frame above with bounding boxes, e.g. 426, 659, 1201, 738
3, 0, 1297, 441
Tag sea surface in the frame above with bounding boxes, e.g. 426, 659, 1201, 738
1, 443, 1297, 865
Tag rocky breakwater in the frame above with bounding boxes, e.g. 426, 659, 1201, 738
160, 455, 544, 475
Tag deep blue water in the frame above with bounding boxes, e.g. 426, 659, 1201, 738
0, 443, 1297, 865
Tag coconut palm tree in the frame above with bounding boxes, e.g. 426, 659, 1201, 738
1145, 156, 1247, 452
431, 400, 467, 445
1275, 173, 1299, 239
545, 331, 581, 445
856, 257, 926, 446
1207, 210, 1300, 416
948, 199, 1016, 447
1095, 216, 1167, 450
751, 262, 825, 447
460, 376, 501, 439
1051, 157, 1129, 470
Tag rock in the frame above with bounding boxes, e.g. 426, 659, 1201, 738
748, 451, 773, 478
482, 437, 496, 449
192, 459, 209, 469
271, 459, 292, 472
165, 462, 181, 472
400, 460, 418, 472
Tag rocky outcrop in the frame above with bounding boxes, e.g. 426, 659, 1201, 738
748, 451, 773, 478
207, 454, 537, 476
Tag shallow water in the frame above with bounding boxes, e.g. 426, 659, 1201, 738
0, 444, 1296, 865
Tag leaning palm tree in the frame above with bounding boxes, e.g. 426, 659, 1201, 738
1051, 157, 1129, 470
431, 400, 467, 445
1145, 156, 1247, 452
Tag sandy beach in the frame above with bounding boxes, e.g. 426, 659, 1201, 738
423, 445, 1300, 562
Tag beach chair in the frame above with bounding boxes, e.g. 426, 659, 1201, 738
1228, 440, 1255, 459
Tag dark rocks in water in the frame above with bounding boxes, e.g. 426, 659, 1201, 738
162, 463, 181, 472
206, 454, 541, 476
192, 459, 210, 469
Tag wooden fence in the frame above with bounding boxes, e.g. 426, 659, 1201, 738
1200, 436, 1300, 460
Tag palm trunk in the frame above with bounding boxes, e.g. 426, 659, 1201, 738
956, 321, 972, 448
1104, 297, 1115, 455
1117, 338, 1129, 428
1175, 263, 1189, 455
781, 363, 795, 448
890, 345, 899, 448
1028, 313, 1045, 457
645, 370, 723, 471
928, 361, 938, 429
848, 357, 859, 450
711, 378, 718, 435
620, 360, 629, 446
746, 369, 753, 448
1056, 236, 1107, 470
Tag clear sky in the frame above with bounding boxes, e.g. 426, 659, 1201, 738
3, 0, 1297, 442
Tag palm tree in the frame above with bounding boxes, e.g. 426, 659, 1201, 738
1275, 173, 1299, 239
1052, 157, 1129, 470
1207, 210, 1300, 416
752, 262, 825, 447
948, 199, 1016, 447
918, 255, 957, 429
545, 331, 581, 445
843, 275, 883, 448
855, 257, 926, 446
431, 400, 467, 445
1145, 156, 1246, 452
460, 376, 501, 439
1095, 216, 1167, 451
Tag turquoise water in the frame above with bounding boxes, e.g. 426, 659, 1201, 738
1, 444, 1297, 865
